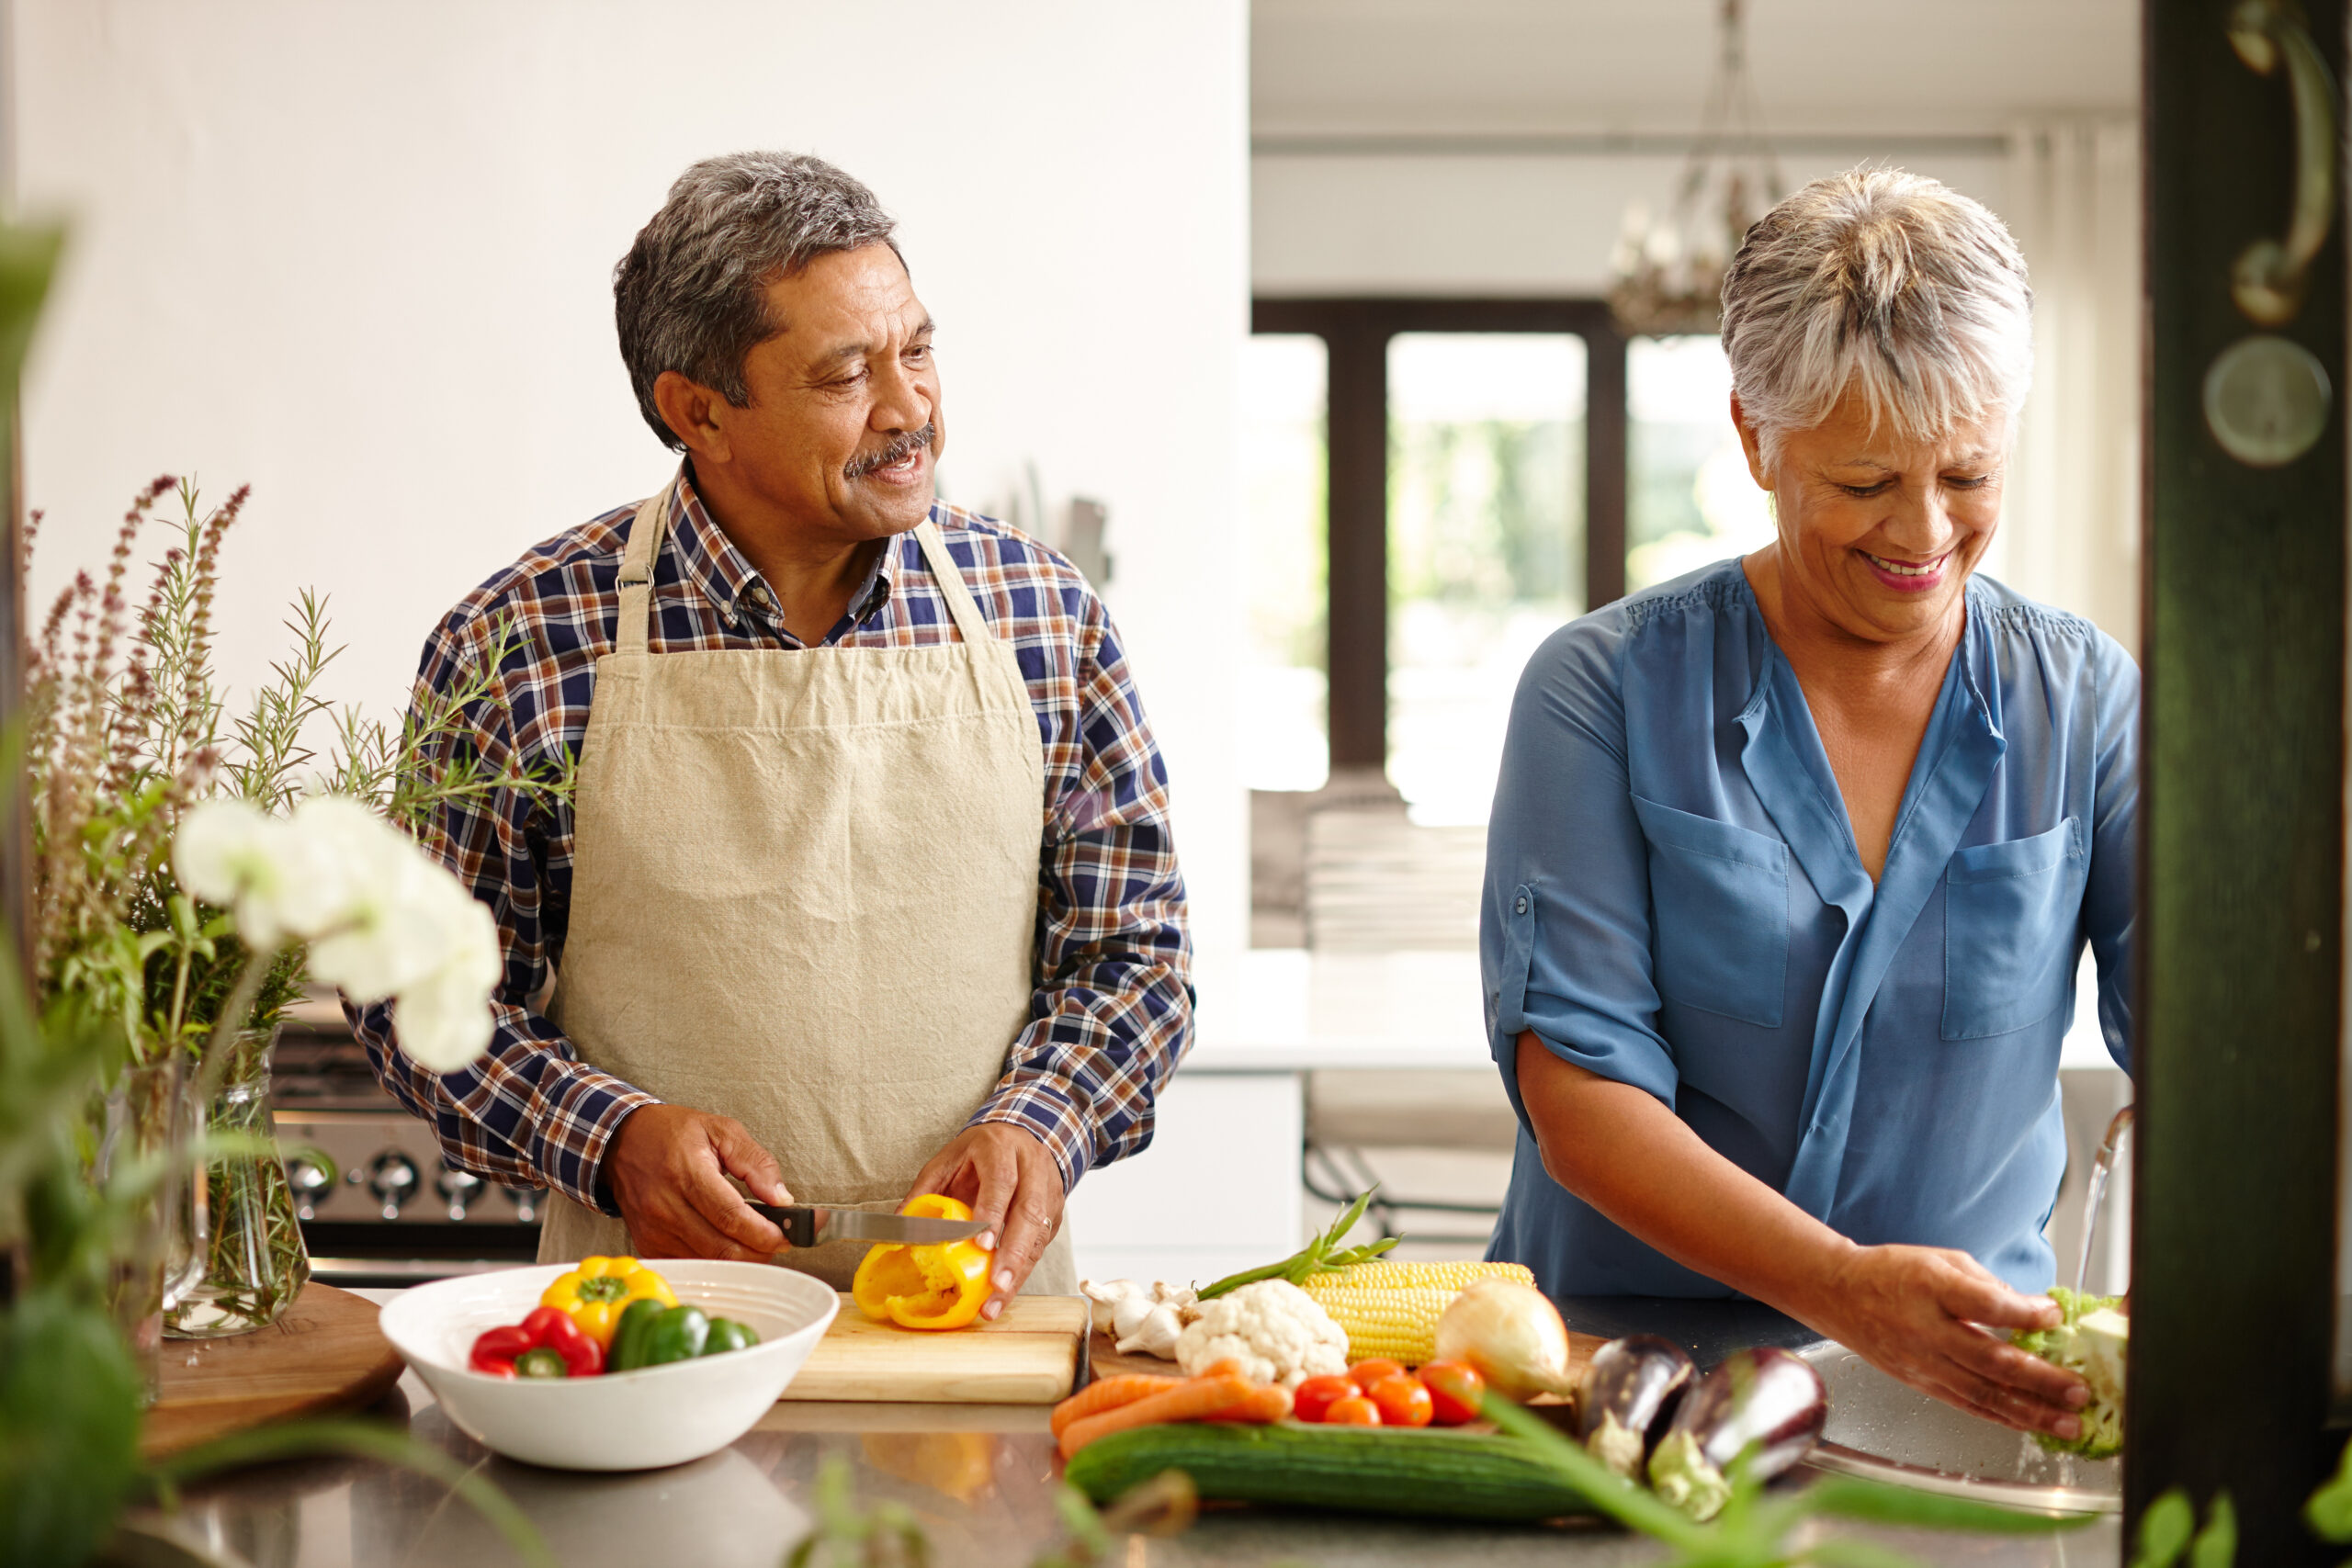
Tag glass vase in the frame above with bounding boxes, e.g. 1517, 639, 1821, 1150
166, 1027, 311, 1338
96, 1057, 206, 1404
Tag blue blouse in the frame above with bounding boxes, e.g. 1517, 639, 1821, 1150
1481, 558, 2136, 1298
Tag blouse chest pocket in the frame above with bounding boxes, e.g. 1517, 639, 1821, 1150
1631, 795, 1790, 1029
1942, 816, 2086, 1040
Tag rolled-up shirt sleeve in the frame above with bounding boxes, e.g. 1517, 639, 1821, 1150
345, 613, 656, 1215
1481, 619, 1679, 1112
967, 584, 1194, 1196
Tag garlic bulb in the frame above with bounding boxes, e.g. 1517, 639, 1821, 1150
1080, 1279, 1196, 1362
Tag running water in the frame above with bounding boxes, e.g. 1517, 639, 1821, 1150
2074, 1105, 2135, 1297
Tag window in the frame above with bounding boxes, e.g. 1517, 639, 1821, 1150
1247, 299, 1629, 950
1239, 333, 1331, 792
1628, 335, 1774, 593
1387, 333, 1587, 824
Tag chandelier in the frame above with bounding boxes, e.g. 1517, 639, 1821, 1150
1607, 0, 1785, 336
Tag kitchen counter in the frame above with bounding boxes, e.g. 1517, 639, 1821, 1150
132, 1381, 2120, 1567
123, 1294, 2119, 1568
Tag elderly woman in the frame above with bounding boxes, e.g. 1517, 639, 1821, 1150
1482, 169, 2131, 1442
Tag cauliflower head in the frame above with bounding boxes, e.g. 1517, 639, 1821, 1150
2010, 1286, 2126, 1460
1174, 1279, 1349, 1388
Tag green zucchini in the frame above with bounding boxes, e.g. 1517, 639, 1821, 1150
1062, 1423, 1596, 1523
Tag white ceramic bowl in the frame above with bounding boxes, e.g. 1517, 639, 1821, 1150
379, 1259, 839, 1471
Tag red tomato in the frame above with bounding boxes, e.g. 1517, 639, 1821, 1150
1292, 1373, 1358, 1424
1368, 1372, 1434, 1428
1348, 1358, 1408, 1393
1417, 1359, 1487, 1427
1323, 1394, 1383, 1427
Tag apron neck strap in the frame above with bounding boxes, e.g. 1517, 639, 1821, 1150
616, 475, 677, 656
911, 519, 993, 644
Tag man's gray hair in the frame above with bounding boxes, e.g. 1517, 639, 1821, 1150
615, 152, 901, 451
1720, 168, 2032, 468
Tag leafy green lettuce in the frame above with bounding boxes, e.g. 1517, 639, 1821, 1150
2010, 1285, 2126, 1459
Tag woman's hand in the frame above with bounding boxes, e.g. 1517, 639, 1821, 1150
1512, 1036, 2092, 1438
1803, 1245, 2090, 1439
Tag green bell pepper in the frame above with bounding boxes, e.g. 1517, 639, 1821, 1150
610, 1302, 710, 1371
703, 1317, 760, 1356
513, 1346, 571, 1379
608, 1297, 668, 1372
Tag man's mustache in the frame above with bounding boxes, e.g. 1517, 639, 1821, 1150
844, 424, 935, 479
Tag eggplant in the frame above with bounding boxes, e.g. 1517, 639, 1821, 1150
1574, 1335, 1695, 1479
1645, 1346, 1827, 1521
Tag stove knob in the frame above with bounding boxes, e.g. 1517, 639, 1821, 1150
286, 1150, 338, 1222
435, 1163, 483, 1222
367, 1151, 420, 1220
506, 1185, 539, 1224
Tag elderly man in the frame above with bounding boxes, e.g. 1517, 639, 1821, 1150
350, 152, 1193, 1309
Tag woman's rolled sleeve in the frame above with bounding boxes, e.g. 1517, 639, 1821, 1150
1482, 624, 1679, 1111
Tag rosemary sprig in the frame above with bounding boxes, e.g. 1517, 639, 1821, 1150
23, 481, 576, 1066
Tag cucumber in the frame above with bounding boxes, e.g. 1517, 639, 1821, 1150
1063, 1422, 1596, 1523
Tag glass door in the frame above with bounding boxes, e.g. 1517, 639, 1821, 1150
1385, 333, 1588, 825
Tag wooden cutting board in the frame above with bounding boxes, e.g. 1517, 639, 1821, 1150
142, 1282, 406, 1459
783, 1293, 1088, 1404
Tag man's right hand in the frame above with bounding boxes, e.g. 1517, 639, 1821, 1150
605, 1104, 792, 1261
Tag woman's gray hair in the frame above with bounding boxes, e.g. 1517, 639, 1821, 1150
616, 152, 901, 451
1720, 168, 2031, 467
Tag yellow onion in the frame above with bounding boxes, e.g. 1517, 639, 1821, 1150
1432, 1279, 1577, 1400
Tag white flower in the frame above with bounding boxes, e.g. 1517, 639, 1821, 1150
171, 794, 503, 1074
388, 898, 502, 1070
173, 797, 344, 948
295, 797, 466, 1002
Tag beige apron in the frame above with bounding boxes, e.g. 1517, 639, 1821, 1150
538, 473, 1078, 1294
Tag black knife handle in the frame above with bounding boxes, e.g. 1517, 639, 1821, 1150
754, 1204, 818, 1248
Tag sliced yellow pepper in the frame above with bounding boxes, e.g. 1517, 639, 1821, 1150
851, 1195, 994, 1332
540, 1255, 677, 1348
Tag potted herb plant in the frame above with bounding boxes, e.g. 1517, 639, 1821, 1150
21, 478, 569, 1339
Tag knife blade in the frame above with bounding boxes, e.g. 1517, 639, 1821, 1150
748, 1203, 989, 1250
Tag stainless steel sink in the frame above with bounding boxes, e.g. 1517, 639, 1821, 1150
1796, 1342, 2120, 1516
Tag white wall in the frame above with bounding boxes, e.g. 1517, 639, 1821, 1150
1253, 149, 2009, 298
12, 1, 1252, 968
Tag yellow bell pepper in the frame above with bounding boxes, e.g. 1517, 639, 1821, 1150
851, 1195, 994, 1332
540, 1255, 677, 1348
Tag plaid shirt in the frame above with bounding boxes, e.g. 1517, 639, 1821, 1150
346, 468, 1194, 1213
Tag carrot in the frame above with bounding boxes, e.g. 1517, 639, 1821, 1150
1051, 1374, 1183, 1438
1205, 1382, 1293, 1424
1193, 1358, 1250, 1380
1057, 1372, 1254, 1461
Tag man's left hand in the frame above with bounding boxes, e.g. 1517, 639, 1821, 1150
906, 1124, 1065, 1320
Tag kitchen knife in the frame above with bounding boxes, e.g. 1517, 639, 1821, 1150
748, 1203, 988, 1250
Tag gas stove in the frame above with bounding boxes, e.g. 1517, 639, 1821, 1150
272, 996, 542, 1284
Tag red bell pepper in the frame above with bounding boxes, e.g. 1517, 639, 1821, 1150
469, 1304, 605, 1378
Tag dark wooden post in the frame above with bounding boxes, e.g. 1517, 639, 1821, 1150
1584, 323, 1628, 611
1321, 308, 1392, 773
2132, 0, 2346, 1559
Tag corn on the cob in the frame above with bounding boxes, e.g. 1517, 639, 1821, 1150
1306, 1260, 1534, 1293
1299, 1261, 1537, 1364
1301, 1286, 1453, 1365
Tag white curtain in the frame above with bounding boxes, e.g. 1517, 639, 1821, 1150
1996, 119, 2143, 654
